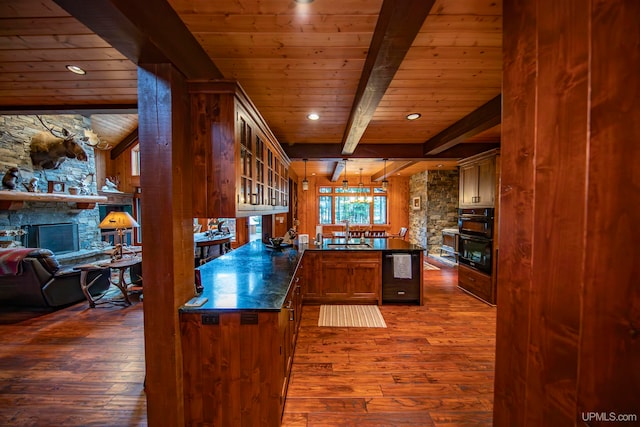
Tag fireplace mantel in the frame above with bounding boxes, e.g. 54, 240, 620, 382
0, 191, 108, 210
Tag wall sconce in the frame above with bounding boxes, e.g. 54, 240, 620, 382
382, 158, 389, 190
302, 159, 309, 191
342, 159, 349, 189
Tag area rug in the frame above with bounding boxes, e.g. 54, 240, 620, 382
423, 261, 441, 271
318, 305, 387, 328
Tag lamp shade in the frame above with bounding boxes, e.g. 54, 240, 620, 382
99, 211, 139, 229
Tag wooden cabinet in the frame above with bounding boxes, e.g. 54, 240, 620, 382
320, 252, 381, 304
190, 80, 290, 218
300, 251, 322, 301
458, 150, 498, 208
180, 275, 303, 426
458, 263, 495, 305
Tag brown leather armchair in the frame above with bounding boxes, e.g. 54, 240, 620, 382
0, 248, 110, 308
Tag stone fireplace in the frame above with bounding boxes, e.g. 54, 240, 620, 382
0, 115, 105, 261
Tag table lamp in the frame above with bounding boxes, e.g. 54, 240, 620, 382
99, 211, 139, 259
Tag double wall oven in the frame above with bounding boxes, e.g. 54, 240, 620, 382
457, 208, 494, 274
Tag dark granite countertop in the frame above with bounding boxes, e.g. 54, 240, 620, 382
181, 240, 301, 312
180, 238, 422, 313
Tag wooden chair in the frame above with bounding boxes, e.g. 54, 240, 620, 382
389, 227, 408, 239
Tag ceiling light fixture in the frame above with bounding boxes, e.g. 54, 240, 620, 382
382, 158, 389, 190
307, 113, 320, 120
342, 159, 349, 189
406, 113, 421, 120
295, 0, 314, 3
302, 159, 309, 191
65, 65, 86, 75
358, 167, 364, 189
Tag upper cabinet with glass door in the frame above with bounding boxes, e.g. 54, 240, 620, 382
190, 81, 290, 218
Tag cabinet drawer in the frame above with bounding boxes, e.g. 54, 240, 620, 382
382, 283, 419, 302
458, 264, 493, 304
321, 251, 379, 263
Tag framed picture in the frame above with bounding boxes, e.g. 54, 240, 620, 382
47, 181, 65, 193
412, 196, 421, 210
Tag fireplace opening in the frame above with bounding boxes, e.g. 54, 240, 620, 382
21, 223, 80, 254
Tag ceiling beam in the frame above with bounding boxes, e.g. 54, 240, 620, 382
423, 94, 502, 155
371, 161, 417, 181
330, 161, 346, 182
110, 128, 139, 160
341, 0, 435, 155
0, 104, 138, 115
53, 0, 223, 79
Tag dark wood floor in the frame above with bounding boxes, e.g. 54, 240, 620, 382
0, 256, 496, 426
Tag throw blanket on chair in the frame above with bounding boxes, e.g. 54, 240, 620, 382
0, 248, 36, 275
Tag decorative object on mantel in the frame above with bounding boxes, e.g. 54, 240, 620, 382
98, 211, 139, 260
79, 173, 94, 195
47, 180, 65, 193
101, 176, 122, 193
30, 115, 88, 170
1, 167, 20, 190
23, 177, 39, 193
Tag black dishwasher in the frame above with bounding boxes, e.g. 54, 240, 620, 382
381, 251, 421, 304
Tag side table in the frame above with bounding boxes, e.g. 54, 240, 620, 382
76, 256, 142, 308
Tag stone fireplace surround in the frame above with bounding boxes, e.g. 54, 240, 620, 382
0, 115, 107, 265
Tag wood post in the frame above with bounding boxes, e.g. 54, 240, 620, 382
138, 63, 194, 427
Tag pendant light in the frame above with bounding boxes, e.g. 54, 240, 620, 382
358, 167, 364, 189
382, 158, 389, 190
302, 159, 309, 191
342, 159, 349, 189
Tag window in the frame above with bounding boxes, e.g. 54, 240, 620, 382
318, 186, 387, 225
131, 143, 140, 176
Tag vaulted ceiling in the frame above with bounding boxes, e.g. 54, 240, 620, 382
0, 0, 502, 179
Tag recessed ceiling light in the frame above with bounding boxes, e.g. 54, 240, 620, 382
66, 65, 86, 75
406, 113, 421, 120
436, 164, 443, 168
307, 113, 320, 120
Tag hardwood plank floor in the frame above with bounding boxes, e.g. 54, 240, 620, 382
282, 257, 496, 427
0, 297, 147, 427
0, 256, 496, 426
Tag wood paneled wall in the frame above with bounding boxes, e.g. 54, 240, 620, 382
495, 0, 640, 425
295, 174, 410, 240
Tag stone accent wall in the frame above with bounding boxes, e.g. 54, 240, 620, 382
409, 172, 428, 248
409, 169, 459, 253
0, 115, 102, 251
425, 170, 459, 254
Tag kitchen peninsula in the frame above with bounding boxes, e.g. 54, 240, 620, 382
179, 238, 423, 426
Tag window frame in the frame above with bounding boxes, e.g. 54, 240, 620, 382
317, 185, 388, 225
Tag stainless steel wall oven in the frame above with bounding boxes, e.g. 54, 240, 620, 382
458, 208, 494, 274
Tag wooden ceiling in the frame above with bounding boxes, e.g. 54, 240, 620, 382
0, 0, 502, 179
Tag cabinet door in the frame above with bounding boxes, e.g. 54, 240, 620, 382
322, 261, 350, 299
476, 158, 496, 207
459, 164, 479, 206
350, 262, 380, 300
302, 252, 322, 300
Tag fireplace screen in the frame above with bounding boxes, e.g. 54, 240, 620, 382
22, 223, 79, 254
